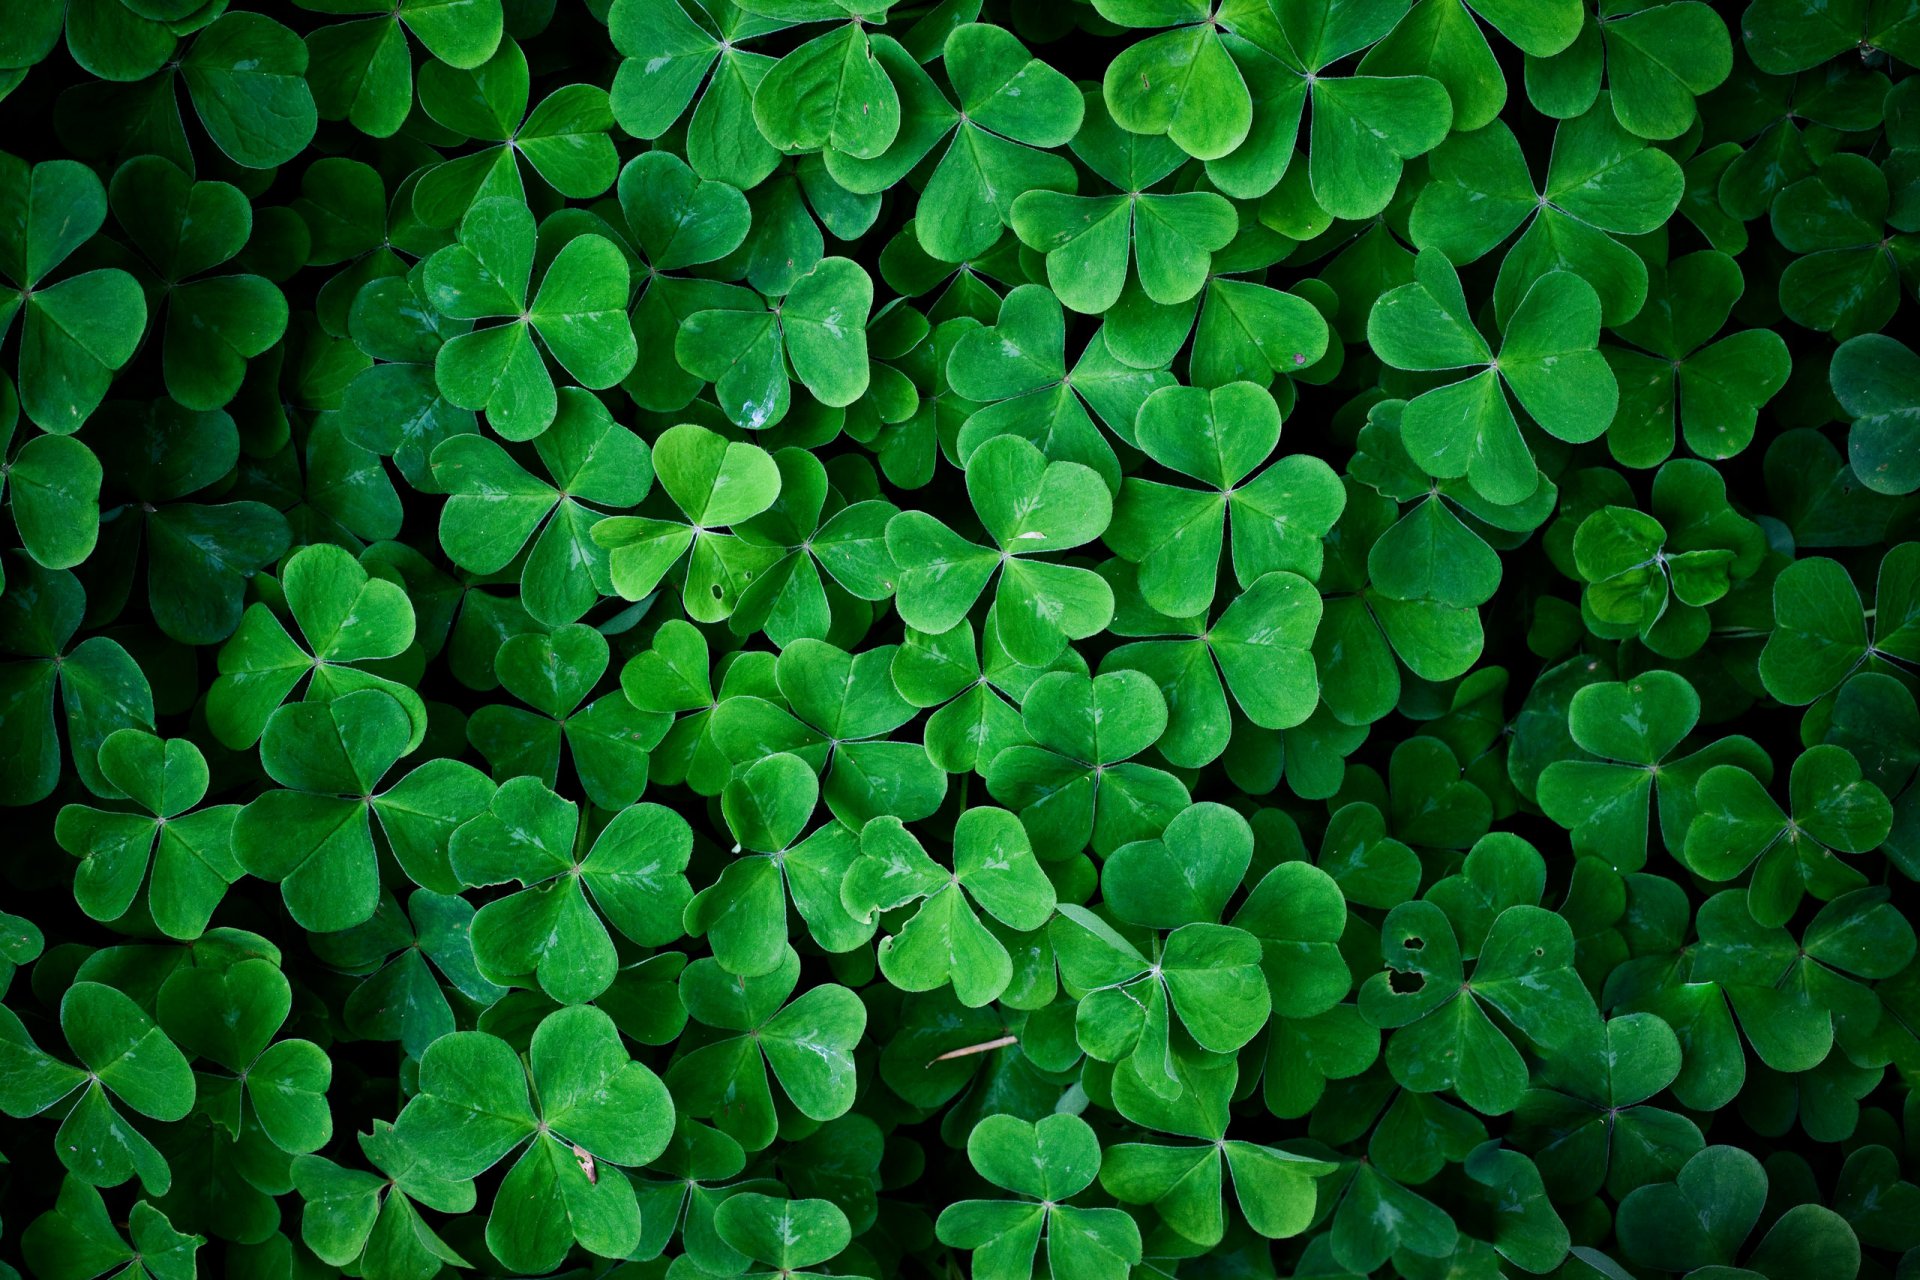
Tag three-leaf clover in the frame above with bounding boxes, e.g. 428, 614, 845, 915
233, 688, 494, 932
54, 729, 241, 940
1106, 379, 1344, 617
1603, 250, 1792, 467
449, 776, 693, 1004
107, 157, 288, 414
423, 198, 635, 440
467, 624, 669, 811
292, 1121, 474, 1280
828, 24, 1081, 263
936, 1113, 1143, 1280
713, 1193, 852, 1280
1513, 1012, 1702, 1201
432, 388, 653, 626
1360, 901, 1598, 1115
207, 542, 425, 751
842, 807, 1057, 1007
674, 256, 874, 431
154, 953, 332, 1156
887, 435, 1115, 667
593, 422, 784, 622
666, 945, 866, 1151
1052, 904, 1272, 1092
1409, 100, 1684, 326
299, 0, 505, 138
986, 669, 1187, 858
1010, 93, 1238, 317
1537, 669, 1770, 872
1685, 744, 1893, 928
391, 1004, 674, 1274
0, 154, 146, 433
21, 1178, 200, 1280
0, 983, 195, 1195
411, 38, 619, 225
1760, 542, 1920, 707
1368, 249, 1618, 505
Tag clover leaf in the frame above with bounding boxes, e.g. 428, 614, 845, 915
54, 729, 241, 940
300, 0, 504, 138
1010, 93, 1238, 316
233, 688, 494, 932
937, 1113, 1143, 1280
1106, 380, 1342, 619
207, 542, 425, 751
292, 1120, 474, 1280
0, 154, 147, 434
423, 198, 635, 440
1537, 668, 1770, 872
1760, 542, 1920, 706
1368, 249, 1618, 505
1684, 744, 1893, 927
666, 946, 866, 1150
467, 624, 669, 810
1409, 100, 1684, 326
0, 982, 194, 1195
830, 24, 1080, 263
714, 1193, 852, 1280
1361, 901, 1599, 1115
593, 421, 784, 621
843, 806, 1055, 1006
449, 776, 693, 1004
1603, 250, 1792, 467
888, 434, 1114, 667
22, 1179, 200, 1280
987, 668, 1187, 858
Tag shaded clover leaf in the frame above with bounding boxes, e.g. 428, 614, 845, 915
1052, 905, 1271, 1093
986, 668, 1186, 858
1360, 901, 1599, 1115
300, 0, 505, 138
675, 255, 874, 431
467, 623, 669, 811
1010, 92, 1238, 316
292, 1120, 475, 1280
208, 542, 424, 751
108, 157, 288, 414
713, 1193, 852, 1280
1760, 542, 1920, 706
1832, 333, 1920, 497
0, 153, 147, 434
1684, 744, 1893, 927
1513, 1012, 1701, 1201
449, 776, 693, 1004
1409, 100, 1684, 326
412, 38, 617, 225
22, 1179, 200, 1280
1105, 379, 1343, 618
1603, 250, 1791, 467
0, 982, 195, 1196
594, 422, 784, 623
829, 24, 1080, 263
888, 434, 1115, 668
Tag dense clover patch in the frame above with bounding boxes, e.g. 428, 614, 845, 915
5, 1, 1920, 1278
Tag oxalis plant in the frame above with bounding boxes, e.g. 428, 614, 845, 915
4, 0, 1920, 1277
